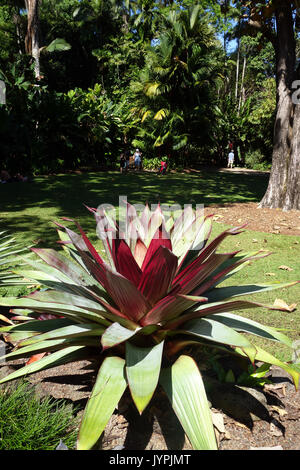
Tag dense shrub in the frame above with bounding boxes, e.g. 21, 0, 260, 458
244, 149, 271, 171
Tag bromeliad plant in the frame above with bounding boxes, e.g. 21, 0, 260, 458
0, 203, 299, 450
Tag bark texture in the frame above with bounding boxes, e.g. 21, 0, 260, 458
24, 0, 41, 79
259, 1, 300, 210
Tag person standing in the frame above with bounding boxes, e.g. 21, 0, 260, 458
227, 150, 235, 169
134, 149, 142, 171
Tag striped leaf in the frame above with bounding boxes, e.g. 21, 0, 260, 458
77, 356, 127, 450
126, 340, 164, 414
0, 346, 87, 384
160, 355, 217, 450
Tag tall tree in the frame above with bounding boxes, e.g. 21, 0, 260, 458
233, 0, 300, 210
24, 0, 41, 79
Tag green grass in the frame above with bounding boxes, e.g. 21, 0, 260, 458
0, 169, 299, 361
0, 169, 269, 247
210, 223, 300, 361
0, 381, 78, 450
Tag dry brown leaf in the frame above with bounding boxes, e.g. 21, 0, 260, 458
278, 265, 293, 271
270, 406, 287, 417
211, 412, 225, 433
273, 298, 297, 312
265, 272, 275, 276
264, 383, 286, 397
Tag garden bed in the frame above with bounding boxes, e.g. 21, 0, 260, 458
1, 355, 300, 451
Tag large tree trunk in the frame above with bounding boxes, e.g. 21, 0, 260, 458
24, 0, 41, 79
259, 1, 299, 210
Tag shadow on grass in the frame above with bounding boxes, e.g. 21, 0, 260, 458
0, 169, 269, 248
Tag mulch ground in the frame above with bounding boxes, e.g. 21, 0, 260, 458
1, 170, 300, 451
203, 202, 300, 237
1, 357, 300, 451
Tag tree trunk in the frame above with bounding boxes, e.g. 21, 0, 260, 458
24, 0, 41, 79
238, 55, 246, 114
259, 1, 299, 210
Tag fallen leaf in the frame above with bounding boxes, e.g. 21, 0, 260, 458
273, 299, 297, 312
211, 412, 226, 433
265, 272, 275, 276
252, 239, 258, 243
264, 383, 286, 397
278, 265, 293, 271
270, 406, 287, 417
25, 352, 47, 365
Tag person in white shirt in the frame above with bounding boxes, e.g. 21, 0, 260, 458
228, 151, 234, 168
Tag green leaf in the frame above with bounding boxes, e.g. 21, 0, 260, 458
0, 317, 73, 335
236, 345, 300, 390
126, 341, 164, 414
77, 356, 127, 450
20, 323, 104, 346
101, 322, 140, 349
0, 346, 87, 385
45, 38, 71, 53
190, 4, 201, 29
0, 337, 99, 362
181, 317, 257, 363
0, 297, 110, 326
210, 313, 293, 348
207, 281, 300, 303
160, 355, 217, 450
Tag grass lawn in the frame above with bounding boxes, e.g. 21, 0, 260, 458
0, 169, 299, 361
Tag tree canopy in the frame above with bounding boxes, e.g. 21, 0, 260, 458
0, 0, 299, 208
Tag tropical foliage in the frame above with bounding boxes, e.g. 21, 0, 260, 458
0, 203, 299, 450
0, 231, 27, 287
0, 0, 280, 174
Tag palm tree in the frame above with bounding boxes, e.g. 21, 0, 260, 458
130, 5, 221, 154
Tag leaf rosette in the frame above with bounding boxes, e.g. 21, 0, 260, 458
0, 203, 299, 450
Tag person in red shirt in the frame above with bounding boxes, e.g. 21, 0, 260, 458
158, 158, 168, 175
